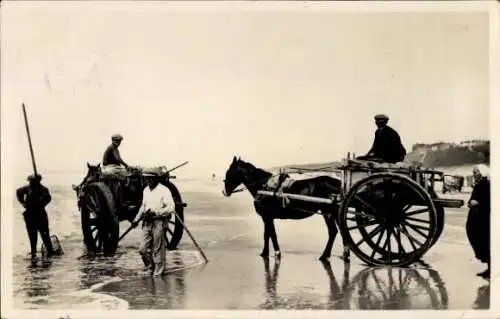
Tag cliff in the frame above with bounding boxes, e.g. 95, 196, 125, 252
406, 140, 489, 168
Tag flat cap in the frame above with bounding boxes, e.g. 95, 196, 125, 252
111, 134, 123, 141
27, 174, 42, 182
374, 114, 389, 120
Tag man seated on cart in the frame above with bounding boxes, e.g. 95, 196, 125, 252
101, 134, 131, 201
357, 114, 406, 164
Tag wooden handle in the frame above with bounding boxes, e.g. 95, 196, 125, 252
22, 103, 38, 176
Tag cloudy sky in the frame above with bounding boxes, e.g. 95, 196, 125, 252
1, 2, 490, 179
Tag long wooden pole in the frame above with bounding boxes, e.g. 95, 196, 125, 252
167, 161, 189, 174
21, 103, 38, 176
173, 211, 209, 263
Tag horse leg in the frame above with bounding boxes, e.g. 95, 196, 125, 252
320, 211, 336, 261
260, 218, 270, 258
341, 232, 351, 263
267, 219, 281, 258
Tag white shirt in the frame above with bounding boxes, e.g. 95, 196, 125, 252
134, 184, 175, 222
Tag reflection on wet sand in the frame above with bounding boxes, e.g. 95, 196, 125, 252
93, 252, 187, 309
321, 260, 351, 309
346, 265, 449, 309
78, 254, 120, 289
258, 258, 449, 310
24, 258, 54, 299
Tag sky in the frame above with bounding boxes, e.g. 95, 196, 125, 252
1, 2, 491, 179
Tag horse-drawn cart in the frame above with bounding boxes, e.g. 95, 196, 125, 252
72, 163, 188, 255
251, 157, 464, 267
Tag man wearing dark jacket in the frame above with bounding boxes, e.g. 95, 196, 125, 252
358, 114, 406, 164
16, 174, 55, 259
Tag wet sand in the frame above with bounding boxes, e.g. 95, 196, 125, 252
10, 175, 490, 310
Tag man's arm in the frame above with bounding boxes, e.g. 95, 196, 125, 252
132, 190, 148, 224
157, 185, 176, 217
366, 132, 378, 156
41, 186, 52, 207
16, 186, 28, 207
113, 148, 128, 167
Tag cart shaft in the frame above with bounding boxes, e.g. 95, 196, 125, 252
257, 190, 336, 205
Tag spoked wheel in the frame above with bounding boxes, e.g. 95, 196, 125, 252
427, 188, 445, 248
338, 173, 438, 267
80, 182, 119, 255
161, 180, 185, 250
344, 266, 448, 309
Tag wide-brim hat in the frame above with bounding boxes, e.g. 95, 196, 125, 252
374, 114, 389, 121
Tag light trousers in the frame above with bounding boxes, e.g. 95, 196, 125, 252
139, 218, 167, 276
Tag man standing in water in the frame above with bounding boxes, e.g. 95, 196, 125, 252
357, 114, 407, 163
16, 174, 55, 259
131, 174, 176, 276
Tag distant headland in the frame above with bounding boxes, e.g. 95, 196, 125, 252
270, 139, 490, 172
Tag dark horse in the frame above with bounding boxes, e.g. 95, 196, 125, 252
223, 156, 350, 261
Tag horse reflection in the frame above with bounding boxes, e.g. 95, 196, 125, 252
321, 260, 351, 309
259, 258, 351, 309
345, 265, 449, 309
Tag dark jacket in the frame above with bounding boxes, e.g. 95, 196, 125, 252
367, 125, 406, 163
103, 144, 128, 167
469, 178, 490, 214
16, 184, 52, 214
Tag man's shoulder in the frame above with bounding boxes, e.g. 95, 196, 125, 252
104, 144, 115, 152
158, 183, 173, 194
385, 125, 400, 134
17, 184, 29, 192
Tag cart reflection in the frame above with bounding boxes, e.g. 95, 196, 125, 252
259, 258, 449, 310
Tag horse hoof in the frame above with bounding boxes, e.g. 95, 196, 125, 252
319, 255, 329, 261
275, 251, 281, 259
260, 252, 269, 258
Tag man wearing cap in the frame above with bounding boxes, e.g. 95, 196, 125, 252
103, 134, 129, 168
131, 174, 176, 276
102, 134, 130, 202
16, 174, 55, 259
358, 114, 406, 164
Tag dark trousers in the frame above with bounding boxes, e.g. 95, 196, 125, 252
466, 206, 490, 264
23, 211, 54, 257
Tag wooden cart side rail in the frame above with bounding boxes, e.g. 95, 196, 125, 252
334, 166, 444, 176
432, 198, 464, 209
256, 190, 336, 205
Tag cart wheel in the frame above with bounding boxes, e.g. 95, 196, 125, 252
162, 180, 185, 250
428, 188, 444, 247
343, 266, 448, 309
80, 182, 119, 255
338, 173, 438, 267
